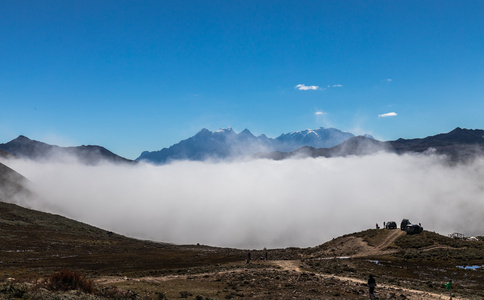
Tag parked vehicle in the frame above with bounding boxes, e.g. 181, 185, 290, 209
400, 219, 411, 230
405, 224, 423, 235
385, 221, 397, 229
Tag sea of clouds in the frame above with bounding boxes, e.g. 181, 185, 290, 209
3, 152, 484, 249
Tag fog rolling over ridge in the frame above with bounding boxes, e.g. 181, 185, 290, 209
4, 153, 484, 249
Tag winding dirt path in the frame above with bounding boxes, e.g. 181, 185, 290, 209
96, 259, 464, 300
378, 229, 405, 250
270, 260, 462, 300
351, 229, 405, 258
95, 231, 463, 300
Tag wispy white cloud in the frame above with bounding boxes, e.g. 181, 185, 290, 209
332, 84, 343, 88
295, 84, 321, 91
378, 112, 398, 118
315, 111, 325, 115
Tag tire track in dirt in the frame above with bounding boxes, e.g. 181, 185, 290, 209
351, 229, 405, 258
378, 229, 405, 250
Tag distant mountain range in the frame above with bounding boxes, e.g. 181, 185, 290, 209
0, 135, 134, 165
0, 127, 483, 165
259, 127, 484, 162
137, 127, 358, 163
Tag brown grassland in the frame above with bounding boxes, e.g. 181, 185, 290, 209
1, 200, 484, 299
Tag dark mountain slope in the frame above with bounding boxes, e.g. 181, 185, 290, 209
0, 135, 134, 165
389, 127, 484, 161
0, 149, 14, 159
0, 161, 33, 203
390, 127, 484, 151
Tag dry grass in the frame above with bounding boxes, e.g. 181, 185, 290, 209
2, 200, 484, 299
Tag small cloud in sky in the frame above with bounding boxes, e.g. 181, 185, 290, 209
295, 84, 321, 91
378, 112, 398, 118
315, 111, 326, 115
332, 84, 343, 88
383, 78, 392, 82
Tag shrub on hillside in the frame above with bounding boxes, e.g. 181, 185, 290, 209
0, 283, 27, 298
395, 232, 434, 249
47, 269, 95, 294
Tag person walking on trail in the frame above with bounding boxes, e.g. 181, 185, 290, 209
445, 279, 453, 299
368, 274, 376, 300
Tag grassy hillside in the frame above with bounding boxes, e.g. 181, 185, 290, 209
2, 201, 484, 298
303, 229, 484, 299
0, 200, 249, 282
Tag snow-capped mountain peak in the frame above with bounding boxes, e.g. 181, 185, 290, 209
215, 127, 233, 133
137, 127, 356, 163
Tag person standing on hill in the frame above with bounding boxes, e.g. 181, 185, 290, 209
445, 280, 453, 299
368, 274, 376, 300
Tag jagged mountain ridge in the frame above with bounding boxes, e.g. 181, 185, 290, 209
1, 127, 482, 165
136, 127, 356, 163
259, 127, 484, 162
0, 135, 134, 165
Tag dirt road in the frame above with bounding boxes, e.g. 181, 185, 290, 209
270, 260, 463, 300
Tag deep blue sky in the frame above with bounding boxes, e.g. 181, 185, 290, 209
1, 1, 483, 159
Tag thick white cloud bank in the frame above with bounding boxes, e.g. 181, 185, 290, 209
4, 153, 484, 249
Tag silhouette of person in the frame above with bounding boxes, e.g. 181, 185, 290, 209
246, 251, 251, 264
368, 274, 376, 299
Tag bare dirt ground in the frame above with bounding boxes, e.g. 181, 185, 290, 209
93, 259, 464, 299
1, 201, 482, 299
90, 230, 471, 299
351, 229, 405, 258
